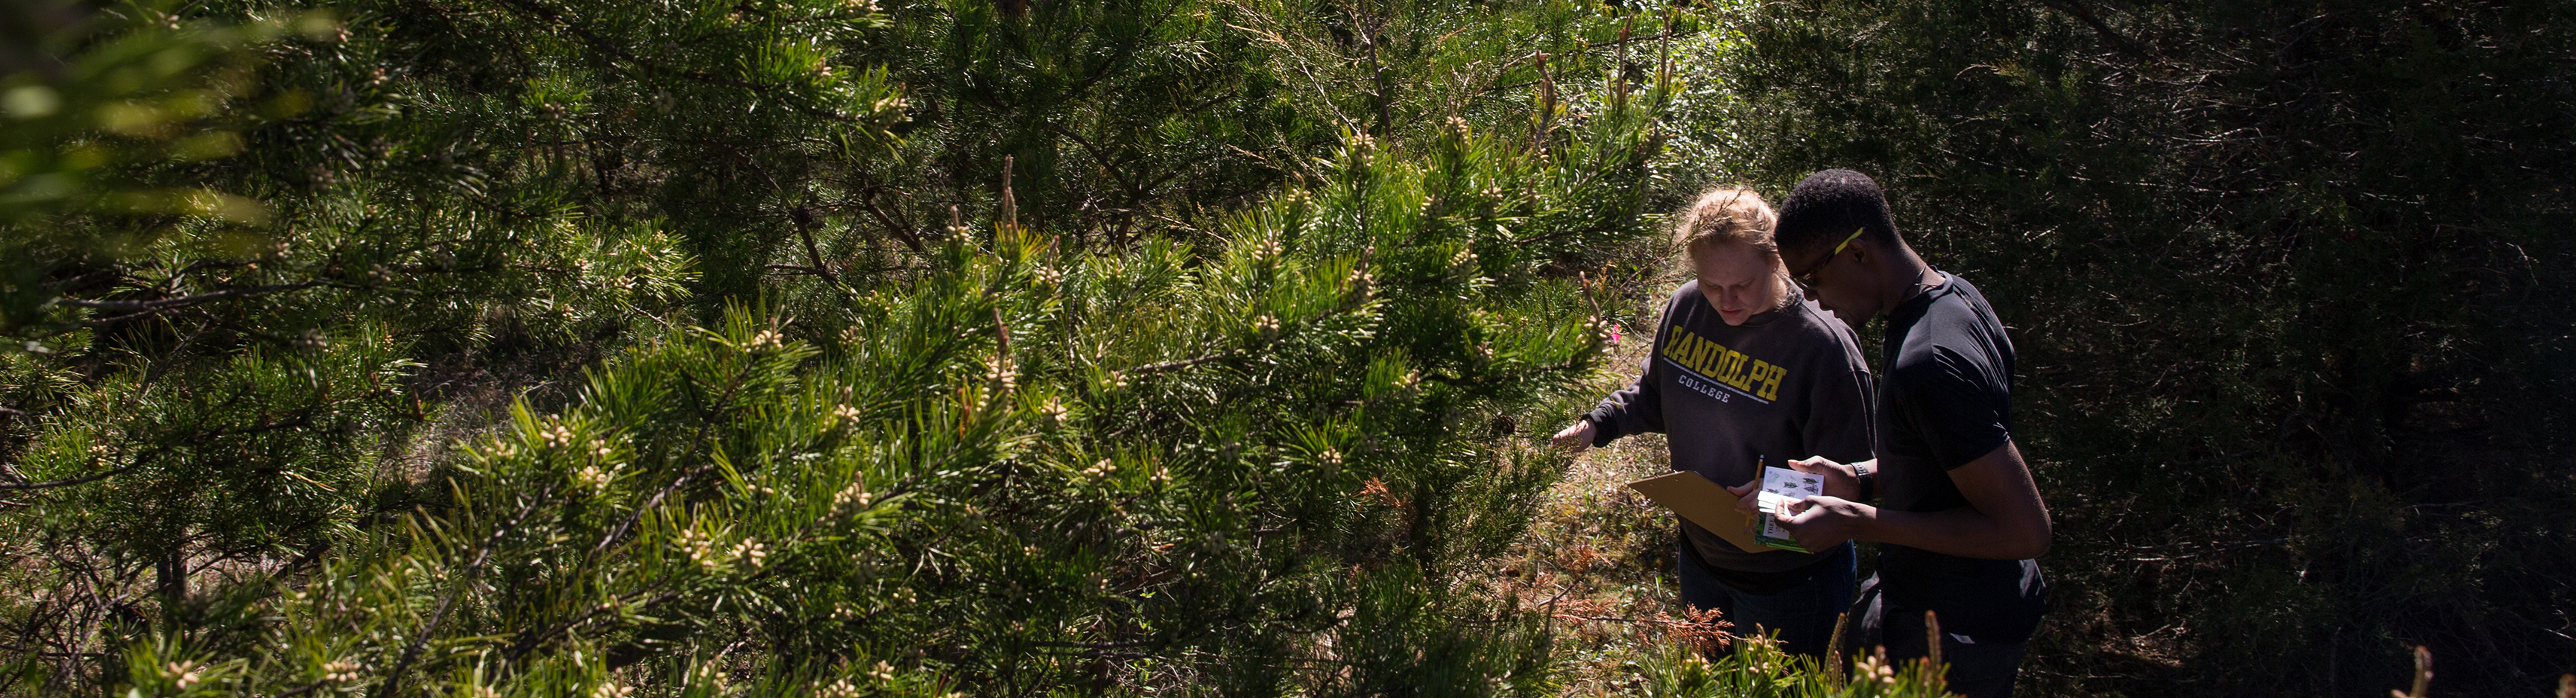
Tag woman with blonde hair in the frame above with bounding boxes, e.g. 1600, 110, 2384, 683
1552, 187, 1875, 659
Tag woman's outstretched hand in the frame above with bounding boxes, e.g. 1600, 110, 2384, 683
1550, 420, 1597, 453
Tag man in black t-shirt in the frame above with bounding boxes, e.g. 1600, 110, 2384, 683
1733, 170, 2052, 698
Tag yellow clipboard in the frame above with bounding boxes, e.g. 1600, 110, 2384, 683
1626, 470, 1774, 554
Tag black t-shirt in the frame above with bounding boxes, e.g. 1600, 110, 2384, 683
1873, 272, 2048, 645
1587, 283, 1875, 590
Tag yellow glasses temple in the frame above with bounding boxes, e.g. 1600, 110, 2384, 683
1831, 227, 1866, 256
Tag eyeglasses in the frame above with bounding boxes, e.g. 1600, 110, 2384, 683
1789, 227, 1867, 293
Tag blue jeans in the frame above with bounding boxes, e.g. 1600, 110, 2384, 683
1676, 542, 1857, 659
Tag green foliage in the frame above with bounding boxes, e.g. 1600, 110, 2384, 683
114, 158, 1637, 694
0, 0, 306, 329
0, 0, 1778, 694
1626, 638, 1952, 698
1711, 0, 2574, 693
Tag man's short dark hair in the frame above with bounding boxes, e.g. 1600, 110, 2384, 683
1775, 169, 1901, 258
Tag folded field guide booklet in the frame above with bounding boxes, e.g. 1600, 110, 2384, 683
1625, 464, 1825, 555
1754, 466, 1823, 553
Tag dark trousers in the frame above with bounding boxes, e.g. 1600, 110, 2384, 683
1856, 576, 2031, 698
1675, 542, 1857, 659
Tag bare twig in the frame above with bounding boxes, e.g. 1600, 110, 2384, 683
857, 189, 926, 253
1000, 155, 1019, 231
791, 206, 841, 286
2032, 0, 2160, 63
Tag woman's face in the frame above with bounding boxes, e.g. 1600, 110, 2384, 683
1690, 240, 1785, 326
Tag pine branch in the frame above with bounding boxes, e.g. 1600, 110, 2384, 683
370, 486, 556, 698
64, 282, 329, 326
1126, 352, 1234, 374
0, 467, 131, 491
587, 365, 751, 558
481, 0, 873, 124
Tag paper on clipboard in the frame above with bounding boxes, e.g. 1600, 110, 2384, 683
1624, 471, 1773, 554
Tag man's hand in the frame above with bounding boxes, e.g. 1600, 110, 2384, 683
1776, 495, 1875, 551
1787, 456, 1868, 501
1727, 456, 1868, 516
1766, 441, 2053, 560
1729, 476, 1875, 551
1550, 420, 1597, 453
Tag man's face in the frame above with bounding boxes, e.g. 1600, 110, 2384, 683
1690, 241, 1783, 326
1786, 241, 1874, 326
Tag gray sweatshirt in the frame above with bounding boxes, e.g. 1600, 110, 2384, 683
1588, 282, 1876, 577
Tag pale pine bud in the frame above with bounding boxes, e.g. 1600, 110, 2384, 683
835, 480, 874, 509
165, 661, 204, 690
984, 357, 1016, 391
575, 464, 614, 492
674, 529, 720, 571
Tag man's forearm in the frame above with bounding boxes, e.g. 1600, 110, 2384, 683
1843, 442, 2052, 559
1855, 504, 2051, 560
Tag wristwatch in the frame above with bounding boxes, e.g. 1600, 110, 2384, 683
1852, 460, 1875, 501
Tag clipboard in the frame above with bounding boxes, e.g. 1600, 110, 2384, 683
1626, 470, 1774, 554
